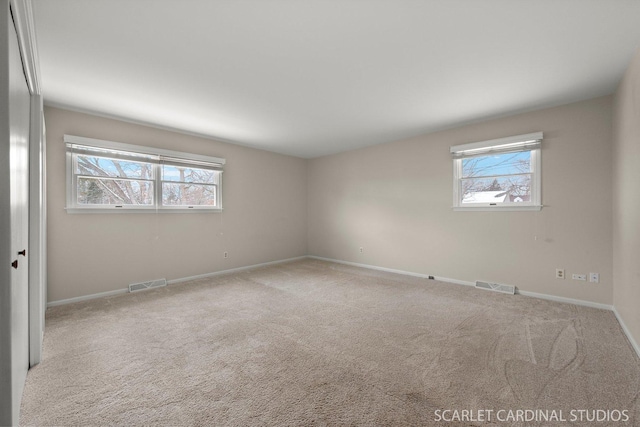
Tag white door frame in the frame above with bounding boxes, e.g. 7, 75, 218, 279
28, 93, 45, 366
10, 0, 44, 367
0, 0, 44, 424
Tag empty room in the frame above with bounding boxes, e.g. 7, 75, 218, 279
2, 0, 640, 425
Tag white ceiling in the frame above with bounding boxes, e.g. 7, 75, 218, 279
33, 0, 640, 158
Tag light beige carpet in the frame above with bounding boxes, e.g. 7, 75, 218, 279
20, 259, 640, 426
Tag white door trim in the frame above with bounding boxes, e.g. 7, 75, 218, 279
9, 0, 44, 367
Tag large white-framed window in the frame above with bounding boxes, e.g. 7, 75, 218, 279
451, 132, 542, 211
65, 135, 225, 213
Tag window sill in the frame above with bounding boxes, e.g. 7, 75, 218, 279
453, 205, 543, 212
65, 207, 223, 214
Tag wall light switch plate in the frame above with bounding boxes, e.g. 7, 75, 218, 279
589, 273, 599, 283
572, 274, 587, 281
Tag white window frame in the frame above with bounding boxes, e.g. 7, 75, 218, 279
65, 135, 225, 213
451, 132, 542, 212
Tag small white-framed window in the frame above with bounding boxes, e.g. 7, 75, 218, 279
451, 132, 542, 211
65, 135, 225, 213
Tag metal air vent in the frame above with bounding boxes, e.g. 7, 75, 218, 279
129, 278, 167, 293
475, 280, 515, 295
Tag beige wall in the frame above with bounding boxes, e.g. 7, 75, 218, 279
308, 96, 614, 304
613, 48, 640, 346
46, 107, 308, 302
48, 95, 620, 307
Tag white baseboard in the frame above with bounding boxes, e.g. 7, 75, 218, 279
515, 289, 613, 311
310, 255, 434, 279
166, 256, 307, 285
308, 255, 476, 286
309, 256, 613, 310
47, 256, 307, 307
612, 307, 640, 360
47, 288, 128, 307
434, 276, 475, 287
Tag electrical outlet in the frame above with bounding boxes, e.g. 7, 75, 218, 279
556, 268, 565, 279
589, 273, 599, 283
572, 274, 587, 281
359, 247, 363, 253
224, 251, 228, 259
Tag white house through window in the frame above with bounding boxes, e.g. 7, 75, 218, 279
451, 132, 542, 211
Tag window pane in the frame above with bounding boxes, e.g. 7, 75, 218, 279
461, 175, 531, 204
162, 183, 217, 206
162, 165, 217, 184
77, 177, 153, 205
462, 151, 531, 179
76, 154, 153, 180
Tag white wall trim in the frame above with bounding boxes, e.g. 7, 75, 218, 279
433, 276, 475, 287
612, 307, 640, 360
308, 256, 613, 310
28, 94, 46, 366
310, 256, 480, 287
167, 256, 307, 285
47, 256, 307, 307
310, 255, 438, 280
516, 289, 612, 311
47, 288, 129, 307
9, 0, 41, 95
